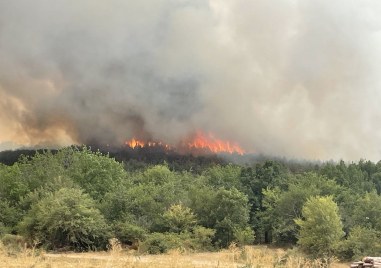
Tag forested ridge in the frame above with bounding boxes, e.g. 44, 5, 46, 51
1, 147, 381, 261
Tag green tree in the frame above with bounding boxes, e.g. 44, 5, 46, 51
190, 186, 253, 247
64, 147, 126, 200
203, 164, 242, 190
240, 161, 289, 243
320, 161, 373, 192
295, 196, 344, 259
371, 172, 381, 194
101, 165, 187, 232
351, 191, 381, 231
163, 204, 197, 233
18, 188, 110, 251
112, 222, 147, 245
0, 164, 28, 205
261, 172, 340, 244
337, 226, 381, 261
17, 150, 66, 193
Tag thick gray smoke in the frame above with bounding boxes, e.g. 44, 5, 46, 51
1, 0, 381, 160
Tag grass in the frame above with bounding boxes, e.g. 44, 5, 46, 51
0, 240, 350, 268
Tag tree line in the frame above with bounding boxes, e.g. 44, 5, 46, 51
1, 146, 381, 260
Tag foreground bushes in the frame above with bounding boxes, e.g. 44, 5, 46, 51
3, 147, 381, 260
337, 226, 381, 260
18, 188, 111, 251
141, 227, 215, 254
0, 148, 255, 252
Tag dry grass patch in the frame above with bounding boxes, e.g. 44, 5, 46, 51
0, 241, 350, 268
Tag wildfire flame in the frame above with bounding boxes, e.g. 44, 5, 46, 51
125, 132, 245, 155
125, 138, 172, 150
187, 132, 245, 155
126, 138, 145, 148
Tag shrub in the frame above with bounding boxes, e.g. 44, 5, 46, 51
192, 226, 216, 251
140, 227, 217, 254
0, 223, 10, 238
337, 226, 381, 261
234, 227, 255, 246
113, 222, 147, 245
163, 204, 197, 233
1, 234, 26, 253
0, 200, 22, 229
140, 232, 184, 254
18, 188, 111, 251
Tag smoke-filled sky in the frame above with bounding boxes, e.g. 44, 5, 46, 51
1, 0, 381, 161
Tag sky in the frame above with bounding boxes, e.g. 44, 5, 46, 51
1, 0, 381, 161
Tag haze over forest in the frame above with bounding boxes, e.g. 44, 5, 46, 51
1, 1, 381, 161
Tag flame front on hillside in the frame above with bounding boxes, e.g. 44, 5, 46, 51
186, 132, 245, 155
125, 131, 245, 155
125, 139, 172, 150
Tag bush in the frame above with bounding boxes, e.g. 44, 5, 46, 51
113, 222, 147, 245
140, 226, 217, 254
140, 232, 184, 254
337, 226, 381, 261
163, 204, 197, 233
190, 187, 252, 248
0, 222, 11, 238
0, 200, 22, 229
192, 226, 216, 251
234, 227, 255, 246
18, 188, 111, 251
1, 234, 26, 253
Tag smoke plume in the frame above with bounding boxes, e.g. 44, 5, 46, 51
1, 0, 381, 160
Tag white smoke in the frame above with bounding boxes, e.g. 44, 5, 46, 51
1, 0, 381, 160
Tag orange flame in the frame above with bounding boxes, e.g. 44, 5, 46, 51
125, 138, 145, 148
125, 138, 172, 149
125, 132, 245, 155
186, 132, 245, 155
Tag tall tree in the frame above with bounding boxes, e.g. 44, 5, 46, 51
295, 196, 344, 260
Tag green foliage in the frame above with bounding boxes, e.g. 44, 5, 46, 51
295, 196, 344, 259
101, 165, 190, 232
140, 232, 186, 254
335, 189, 362, 233
190, 187, 253, 247
17, 150, 66, 194
0, 200, 21, 230
163, 204, 197, 233
99, 180, 133, 222
112, 222, 147, 245
239, 161, 290, 243
337, 226, 381, 261
63, 147, 126, 200
1, 147, 125, 206
203, 164, 242, 190
262, 172, 341, 244
320, 161, 374, 192
351, 191, 381, 231
18, 188, 111, 251
18, 175, 77, 212
0, 164, 27, 205
141, 228, 216, 254
233, 226, 255, 246
0, 223, 10, 238
192, 226, 216, 251
1, 234, 26, 253
142, 164, 175, 185
4, 146, 381, 257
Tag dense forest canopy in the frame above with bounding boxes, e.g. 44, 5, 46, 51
1, 147, 381, 260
